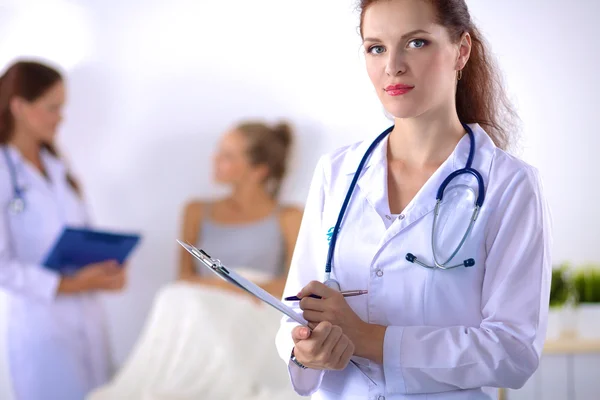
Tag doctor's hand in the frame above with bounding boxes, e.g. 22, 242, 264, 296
298, 281, 368, 344
58, 261, 127, 294
291, 321, 355, 370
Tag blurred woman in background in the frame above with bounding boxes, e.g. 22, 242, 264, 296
0, 60, 126, 400
86, 121, 305, 400
179, 121, 303, 298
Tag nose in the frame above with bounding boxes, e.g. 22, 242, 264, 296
384, 49, 407, 77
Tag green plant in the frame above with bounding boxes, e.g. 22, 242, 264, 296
549, 263, 570, 308
572, 264, 600, 304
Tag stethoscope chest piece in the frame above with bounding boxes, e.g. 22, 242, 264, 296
324, 278, 341, 291
9, 196, 25, 214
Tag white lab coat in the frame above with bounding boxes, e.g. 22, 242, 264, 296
275, 124, 552, 400
0, 146, 111, 400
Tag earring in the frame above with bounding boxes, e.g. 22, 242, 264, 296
457, 69, 463, 81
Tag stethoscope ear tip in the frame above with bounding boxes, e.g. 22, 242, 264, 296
464, 258, 475, 267
405, 253, 416, 263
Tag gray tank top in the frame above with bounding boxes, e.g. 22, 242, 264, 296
195, 204, 286, 279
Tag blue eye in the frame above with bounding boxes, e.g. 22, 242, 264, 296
408, 39, 428, 49
368, 45, 385, 55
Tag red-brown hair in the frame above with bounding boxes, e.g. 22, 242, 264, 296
359, 0, 519, 150
0, 60, 80, 193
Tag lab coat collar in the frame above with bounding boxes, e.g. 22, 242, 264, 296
341, 123, 495, 176
2, 144, 23, 165
3, 144, 67, 186
451, 124, 495, 175
347, 123, 495, 224
40, 147, 67, 180
341, 126, 392, 176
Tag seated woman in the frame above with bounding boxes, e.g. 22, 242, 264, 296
86, 121, 304, 400
179, 120, 302, 298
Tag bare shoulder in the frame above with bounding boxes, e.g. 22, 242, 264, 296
279, 204, 303, 225
182, 199, 214, 226
183, 199, 204, 218
278, 205, 303, 249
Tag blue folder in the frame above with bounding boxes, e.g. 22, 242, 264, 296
42, 227, 141, 274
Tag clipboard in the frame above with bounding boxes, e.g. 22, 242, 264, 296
177, 240, 307, 326
177, 240, 376, 385
43, 227, 141, 274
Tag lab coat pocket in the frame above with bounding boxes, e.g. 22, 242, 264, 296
423, 233, 486, 326
430, 182, 479, 264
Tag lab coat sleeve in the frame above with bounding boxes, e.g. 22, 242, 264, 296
275, 156, 328, 396
0, 185, 61, 302
383, 166, 552, 394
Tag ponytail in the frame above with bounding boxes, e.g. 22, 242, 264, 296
236, 120, 294, 198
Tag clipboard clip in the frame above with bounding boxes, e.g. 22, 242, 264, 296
181, 242, 230, 274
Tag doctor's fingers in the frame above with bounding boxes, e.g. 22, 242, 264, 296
111, 269, 127, 284
291, 326, 312, 343
302, 310, 326, 324
99, 271, 127, 290
102, 263, 124, 275
329, 335, 354, 370
102, 278, 126, 291
319, 324, 344, 357
297, 320, 333, 348
299, 296, 328, 311
299, 281, 337, 299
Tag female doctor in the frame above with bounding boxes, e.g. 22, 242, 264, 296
276, 0, 552, 399
0, 60, 126, 400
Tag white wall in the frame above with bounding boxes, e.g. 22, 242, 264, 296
0, 0, 598, 397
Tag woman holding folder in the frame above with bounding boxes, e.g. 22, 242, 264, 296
0, 60, 126, 400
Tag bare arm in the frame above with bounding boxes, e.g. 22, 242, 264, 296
260, 205, 303, 298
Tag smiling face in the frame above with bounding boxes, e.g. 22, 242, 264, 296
361, 0, 471, 120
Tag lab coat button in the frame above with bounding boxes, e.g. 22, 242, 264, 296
377, 396, 385, 400
376, 269, 383, 277
398, 214, 405, 220
385, 215, 391, 220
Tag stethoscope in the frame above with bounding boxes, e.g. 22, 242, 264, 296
324, 123, 485, 289
2, 147, 26, 214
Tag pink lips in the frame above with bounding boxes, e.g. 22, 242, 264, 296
384, 84, 414, 96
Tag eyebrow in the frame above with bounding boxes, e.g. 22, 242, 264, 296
363, 29, 432, 43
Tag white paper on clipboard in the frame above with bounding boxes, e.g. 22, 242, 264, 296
177, 240, 308, 326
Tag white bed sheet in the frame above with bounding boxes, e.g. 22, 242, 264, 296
87, 282, 303, 400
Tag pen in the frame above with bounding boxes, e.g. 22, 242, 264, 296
284, 290, 368, 301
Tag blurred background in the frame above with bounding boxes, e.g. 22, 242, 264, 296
0, 0, 598, 399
